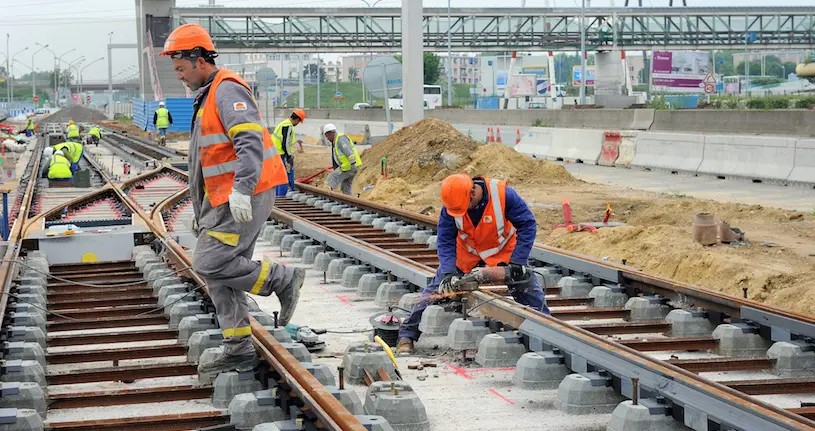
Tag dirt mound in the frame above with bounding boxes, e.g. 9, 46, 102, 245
457, 144, 574, 185
43, 106, 107, 124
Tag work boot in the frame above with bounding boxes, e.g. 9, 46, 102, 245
276, 267, 305, 326
197, 351, 259, 376
397, 338, 414, 354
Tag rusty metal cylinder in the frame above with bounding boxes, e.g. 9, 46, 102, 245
692, 213, 717, 246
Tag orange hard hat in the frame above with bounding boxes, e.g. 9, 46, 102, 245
160, 24, 216, 56
292, 109, 306, 122
440, 173, 474, 217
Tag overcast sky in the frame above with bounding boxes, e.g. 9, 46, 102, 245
3, 0, 812, 82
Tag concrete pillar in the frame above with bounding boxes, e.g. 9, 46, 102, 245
300, 362, 336, 386
342, 265, 372, 289
374, 281, 411, 309
446, 318, 491, 350
327, 258, 356, 282
0, 382, 46, 417
178, 314, 217, 345
589, 285, 629, 308
559, 276, 594, 298
0, 409, 43, 431
401, 0, 425, 125
280, 343, 313, 363
229, 391, 286, 430
358, 273, 388, 299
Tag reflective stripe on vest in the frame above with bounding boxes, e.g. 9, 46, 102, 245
156, 108, 170, 129
453, 178, 515, 261
332, 133, 362, 172
201, 146, 278, 179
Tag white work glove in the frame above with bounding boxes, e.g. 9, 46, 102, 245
229, 190, 253, 223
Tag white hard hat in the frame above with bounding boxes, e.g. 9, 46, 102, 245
159, 101, 165, 107
323, 123, 337, 134
54, 150, 64, 157
43, 147, 54, 156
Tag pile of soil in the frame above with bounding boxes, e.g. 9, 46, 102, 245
43, 106, 107, 123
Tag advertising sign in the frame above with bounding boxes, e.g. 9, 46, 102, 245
506, 75, 538, 97
572, 66, 596, 86
651, 51, 711, 93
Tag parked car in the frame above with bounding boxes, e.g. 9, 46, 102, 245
520, 102, 547, 109
353, 103, 372, 110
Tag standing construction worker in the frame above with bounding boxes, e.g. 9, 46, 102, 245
153, 101, 173, 146
161, 23, 304, 377
323, 123, 361, 195
396, 173, 549, 354
271, 109, 306, 195
48, 150, 73, 181
87, 125, 102, 146
25, 115, 35, 137
65, 120, 80, 142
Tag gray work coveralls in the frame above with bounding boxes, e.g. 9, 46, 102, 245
326, 135, 358, 195
189, 70, 296, 356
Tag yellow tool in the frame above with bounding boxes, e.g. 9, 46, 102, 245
374, 335, 402, 380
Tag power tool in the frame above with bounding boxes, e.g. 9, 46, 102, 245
440, 265, 535, 295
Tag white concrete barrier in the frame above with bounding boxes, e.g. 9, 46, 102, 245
514, 128, 554, 159
630, 132, 705, 174
787, 139, 815, 186
614, 131, 637, 168
547, 128, 603, 164
697, 134, 796, 183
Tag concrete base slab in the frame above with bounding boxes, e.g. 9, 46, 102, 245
625, 297, 671, 322
555, 374, 625, 415
512, 352, 569, 390
280, 343, 313, 363
229, 391, 286, 430
2, 342, 46, 367
589, 286, 629, 308
313, 252, 341, 272
768, 341, 815, 377
445, 318, 491, 350
0, 382, 46, 416
342, 265, 372, 289
712, 324, 771, 358
418, 305, 462, 336
187, 329, 224, 363
358, 273, 388, 299
198, 347, 225, 385
5, 327, 46, 348
607, 401, 687, 431
302, 245, 325, 265
326, 386, 365, 415
291, 239, 313, 259
178, 314, 217, 345
364, 381, 430, 431
426, 236, 437, 250
213, 371, 263, 409
341, 342, 398, 384
374, 282, 411, 309
474, 334, 527, 367
0, 361, 45, 388
397, 293, 422, 313
0, 409, 43, 431
301, 362, 337, 386
558, 276, 594, 298
665, 310, 714, 337
327, 258, 356, 282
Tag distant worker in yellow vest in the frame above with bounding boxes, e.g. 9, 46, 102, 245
323, 123, 361, 195
270, 109, 306, 195
48, 150, 73, 181
87, 126, 102, 146
65, 120, 81, 142
153, 101, 173, 146
26, 116, 35, 137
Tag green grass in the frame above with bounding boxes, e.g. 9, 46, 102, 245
284, 82, 479, 108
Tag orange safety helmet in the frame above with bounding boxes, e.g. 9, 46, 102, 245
440, 173, 474, 217
292, 109, 306, 122
159, 23, 216, 56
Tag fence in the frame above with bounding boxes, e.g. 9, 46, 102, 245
132, 98, 193, 133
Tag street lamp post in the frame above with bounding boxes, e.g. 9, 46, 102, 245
32, 44, 49, 107
579, 0, 587, 105
65, 57, 86, 102
6, 34, 10, 103
11, 47, 29, 102
447, 0, 452, 107
360, 0, 384, 105
55, 49, 76, 105
80, 57, 105, 93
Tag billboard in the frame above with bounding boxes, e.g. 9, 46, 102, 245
506, 75, 538, 97
651, 51, 711, 93
521, 65, 550, 78
572, 66, 596, 86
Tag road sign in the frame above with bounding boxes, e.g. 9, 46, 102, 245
256, 67, 277, 86
33, 95, 39, 102
282, 90, 289, 97
333, 97, 347, 101
335, 91, 342, 98
86, 95, 91, 102
363, 56, 403, 99
704, 71, 717, 84
704, 83, 715, 94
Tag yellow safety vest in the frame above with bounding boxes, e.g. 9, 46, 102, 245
270, 119, 295, 156
66, 124, 80, 139
48, 155, 73, 179
333, 133, 362, 172
53, 142, 83, 164
27, 118, 34, 130
89, 127, 101, 139
156, 108, 170, 129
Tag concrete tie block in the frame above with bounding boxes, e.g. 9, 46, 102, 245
607, 401, 687, 431
163, 293, 198, 315
302, 245, 325, 265
327, 258, 356, 282
291, 239, 314, 259
136, 256, 159, 272
11, 295, 45, 309
149, 269, 175, 292
355, 416, 395, 431
25, 258, 48, 276
261, 224, 278, 242
143, 262, 169, 278
280, 343, 313, 363
331, 204, 350, 214
178, 314, 217, 345
625, 297, 671, 322
252, 423, 283, 430
342, 265, 372, 289
372, 217, 393, 230
158, 284, 191, 307
558, 276, 594, 298
0, 360, 46, 388
512, 351, 569, 390
5, 327, 46, 349
187, 329, 224, 363
169, 301, 204, 330
248, 312, 276, 327
352, 211, 371, 222
131, 245, 153, 260
8, 306, 46, 324
326, 386, 365, 415
712, 324, 771, 358
342, 342, 398, 384
0, 382, 46, 417
555, 374, 625, 415
263, 326, 293, 343
301, 362, 337, 386
11, 286, 46, 297
397, 293, 422, 313
311, 198, 328, 208
153, 276, 183, 291
294, 193, 310, 202
340, 207, 356, 218
360, 213, 380, 225
270, 229, 295, 247
8, 313, 45, 333
410, 230, 432, 244
768, 341, 815, 377
396, 224, 417, 238
305, 196, 320, 206
364, 381, 430, 431
426, 236, 438, 250
589, 286, 629, 308
229, 391, 286, 430
2, 342, 46, 367
280, 234, 305, 253
17, 276, 46, 287
374, 282, 411, 309
0, 409, 44, 431
534, 267, 564, 290
358, 273, 388, 299
665, 310, 714, 337
321, 201, 336, 211
313, 252, 341, 272
474, 333, 527, 367
197, 347, 225, 385
418, 305, 461, 336
446, 318, 491, 350
213, 371, 263, 409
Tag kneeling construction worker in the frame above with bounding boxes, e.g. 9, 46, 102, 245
53, 140, 83, 173
48, 150, 73, 181
65, 120, 81, 142
397, 173, 549, 354
87, 125, 102, 146
271, 109, 306, 195
161, 23, 304, 376
323, 123, 361, 195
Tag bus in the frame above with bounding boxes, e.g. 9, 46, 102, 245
423, 85, 442, 109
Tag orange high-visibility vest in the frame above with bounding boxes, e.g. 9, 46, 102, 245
198, 68, 287, 207
453, 177, 517, 273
